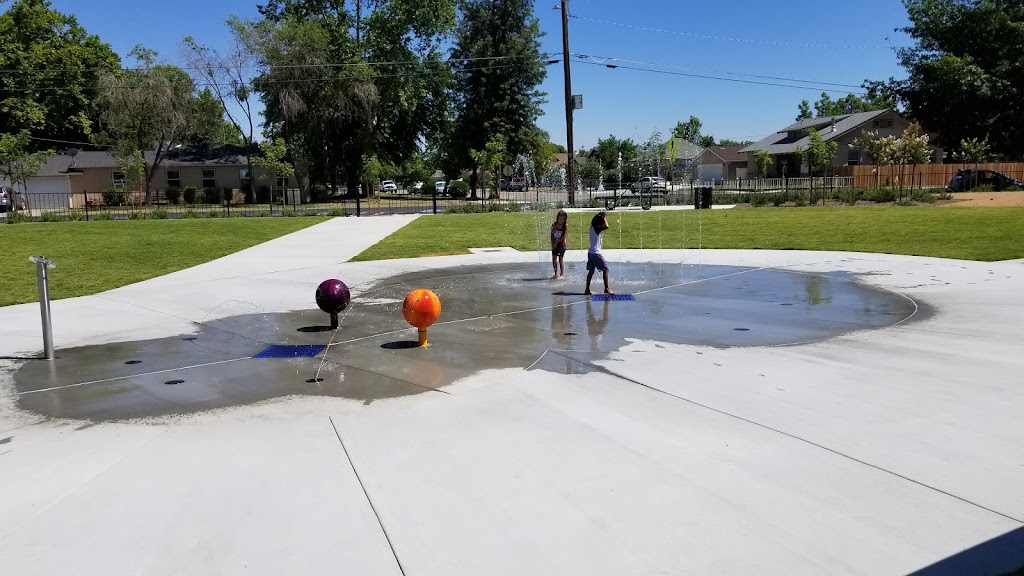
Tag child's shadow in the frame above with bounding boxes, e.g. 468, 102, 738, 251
553, 291, 588, 296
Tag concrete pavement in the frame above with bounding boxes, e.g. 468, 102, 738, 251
1, 216, 1022, 575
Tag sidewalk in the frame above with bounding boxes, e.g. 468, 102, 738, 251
0, 215, 418, 357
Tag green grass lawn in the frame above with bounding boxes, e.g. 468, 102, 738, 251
353, 206, 1024, 263
0, 219, 321, 307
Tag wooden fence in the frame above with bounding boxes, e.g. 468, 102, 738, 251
835, 163, 1024, 188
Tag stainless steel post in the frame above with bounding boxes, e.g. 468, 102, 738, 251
29, 256, 56, 359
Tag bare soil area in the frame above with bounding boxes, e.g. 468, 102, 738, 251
939, 191, 1024, 207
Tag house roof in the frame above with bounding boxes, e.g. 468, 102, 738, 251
740, 109, 892, 155
695, 146, 747, 164
35, 145, 255, 176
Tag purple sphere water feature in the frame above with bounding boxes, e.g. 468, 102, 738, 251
315, 279, 351, 315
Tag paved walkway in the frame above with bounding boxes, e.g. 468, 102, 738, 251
1, 228, 1023, 575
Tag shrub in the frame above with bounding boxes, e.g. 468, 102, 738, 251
67, 210, 84, 221
282, 208, 298, 217
256, 185, 272, 203
182, 185, 199, 204
1006, 184, 1022, 192
793, 196, 807, 207
839, 189, 863, 206
40, 211, 65, 222
506, 201, 522, 212
102, 187, 125, 206
253, 210, 271, 217
127, 210, 146, 220
202, 187, 220, 204
934, 191, 953, 200
555, 201, 566, 210
152, 207, 170, 219
974, 184, 994, 192
165, 186, 181, 205
771, 193, 786, 207
486, 202, 503, 212
303, 209, 320, 217
588, 198, 603, 208
206, 210, 221, 218
181, 208, 198, 219
448, 180, 470, 199
311, 185, 329, 202
222, 187, 234, 205
93, 210, 115, 221
750, 194, 768, 207
895, 199, 915, 207
328, 207, 347, 217
911, 189, 937, 204
865, 188, 897, 203
533, 201, 552, 212
5, 211, 32, 224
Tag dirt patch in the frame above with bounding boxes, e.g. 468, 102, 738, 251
938, 191, 1024, 207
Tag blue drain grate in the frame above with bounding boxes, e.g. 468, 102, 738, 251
590, 294, 635, 302
253, 344, 327, 359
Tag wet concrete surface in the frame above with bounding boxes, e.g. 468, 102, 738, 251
12, 262, 917, 421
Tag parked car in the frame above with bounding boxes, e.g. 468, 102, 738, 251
631, 176, 668, 193
381, 180, 398, 193
948, 169, 1022, 192
434, 181, 446, 195
500, 176, 529, 191
0, 186, 25, 213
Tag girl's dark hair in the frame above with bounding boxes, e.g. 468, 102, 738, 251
591, 211, 607, 231
555, 209, 567, 223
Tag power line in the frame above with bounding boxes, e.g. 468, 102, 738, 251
0, 61, 544, 93
571, 14, 891, 50
0, 53, 556, 75
571, 58, 868, 95
573, 54, 864, 90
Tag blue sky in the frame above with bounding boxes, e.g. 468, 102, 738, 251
47, 0, 912, 149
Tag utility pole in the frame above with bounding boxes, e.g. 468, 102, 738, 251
561, 0, 575, 206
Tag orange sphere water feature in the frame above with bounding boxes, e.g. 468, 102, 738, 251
402, 289, 441, 346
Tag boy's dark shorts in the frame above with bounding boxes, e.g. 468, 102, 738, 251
552, 244, 566, 257
586, 252, 607, 272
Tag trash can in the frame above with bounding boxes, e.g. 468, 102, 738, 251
694, 187, 713, 209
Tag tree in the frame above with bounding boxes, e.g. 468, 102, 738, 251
0, 0, 120, 150
795, 89, 895, 120
717, 139, 754, 147
672, 116, 702, 143
94, 46, 203, 205
252, 137, 294, 201
641, 129, 665, 176
0, 130, 52, 212
396, 155, 434, 189
894, 0, 1024, 158
894, 122, 931, 197
796, 100, 813, 121
469, 134, 507, 199
589, 135, 638, 176
252, 0, 457, 197
955, 137, 990, 164
182, 16, 261, 201
854, 130, 898, 190
752, 150, 771, 178
451, 0, 547, 196
579, 156, 602, 185
804, 129, 838, 177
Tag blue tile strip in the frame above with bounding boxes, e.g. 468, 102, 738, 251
590, 294, 636, 302
253, 344, 327, 358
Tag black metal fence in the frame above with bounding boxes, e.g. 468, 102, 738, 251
3, 173, 1020, 223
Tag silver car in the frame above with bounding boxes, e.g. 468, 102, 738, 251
0, 186, 26, 213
